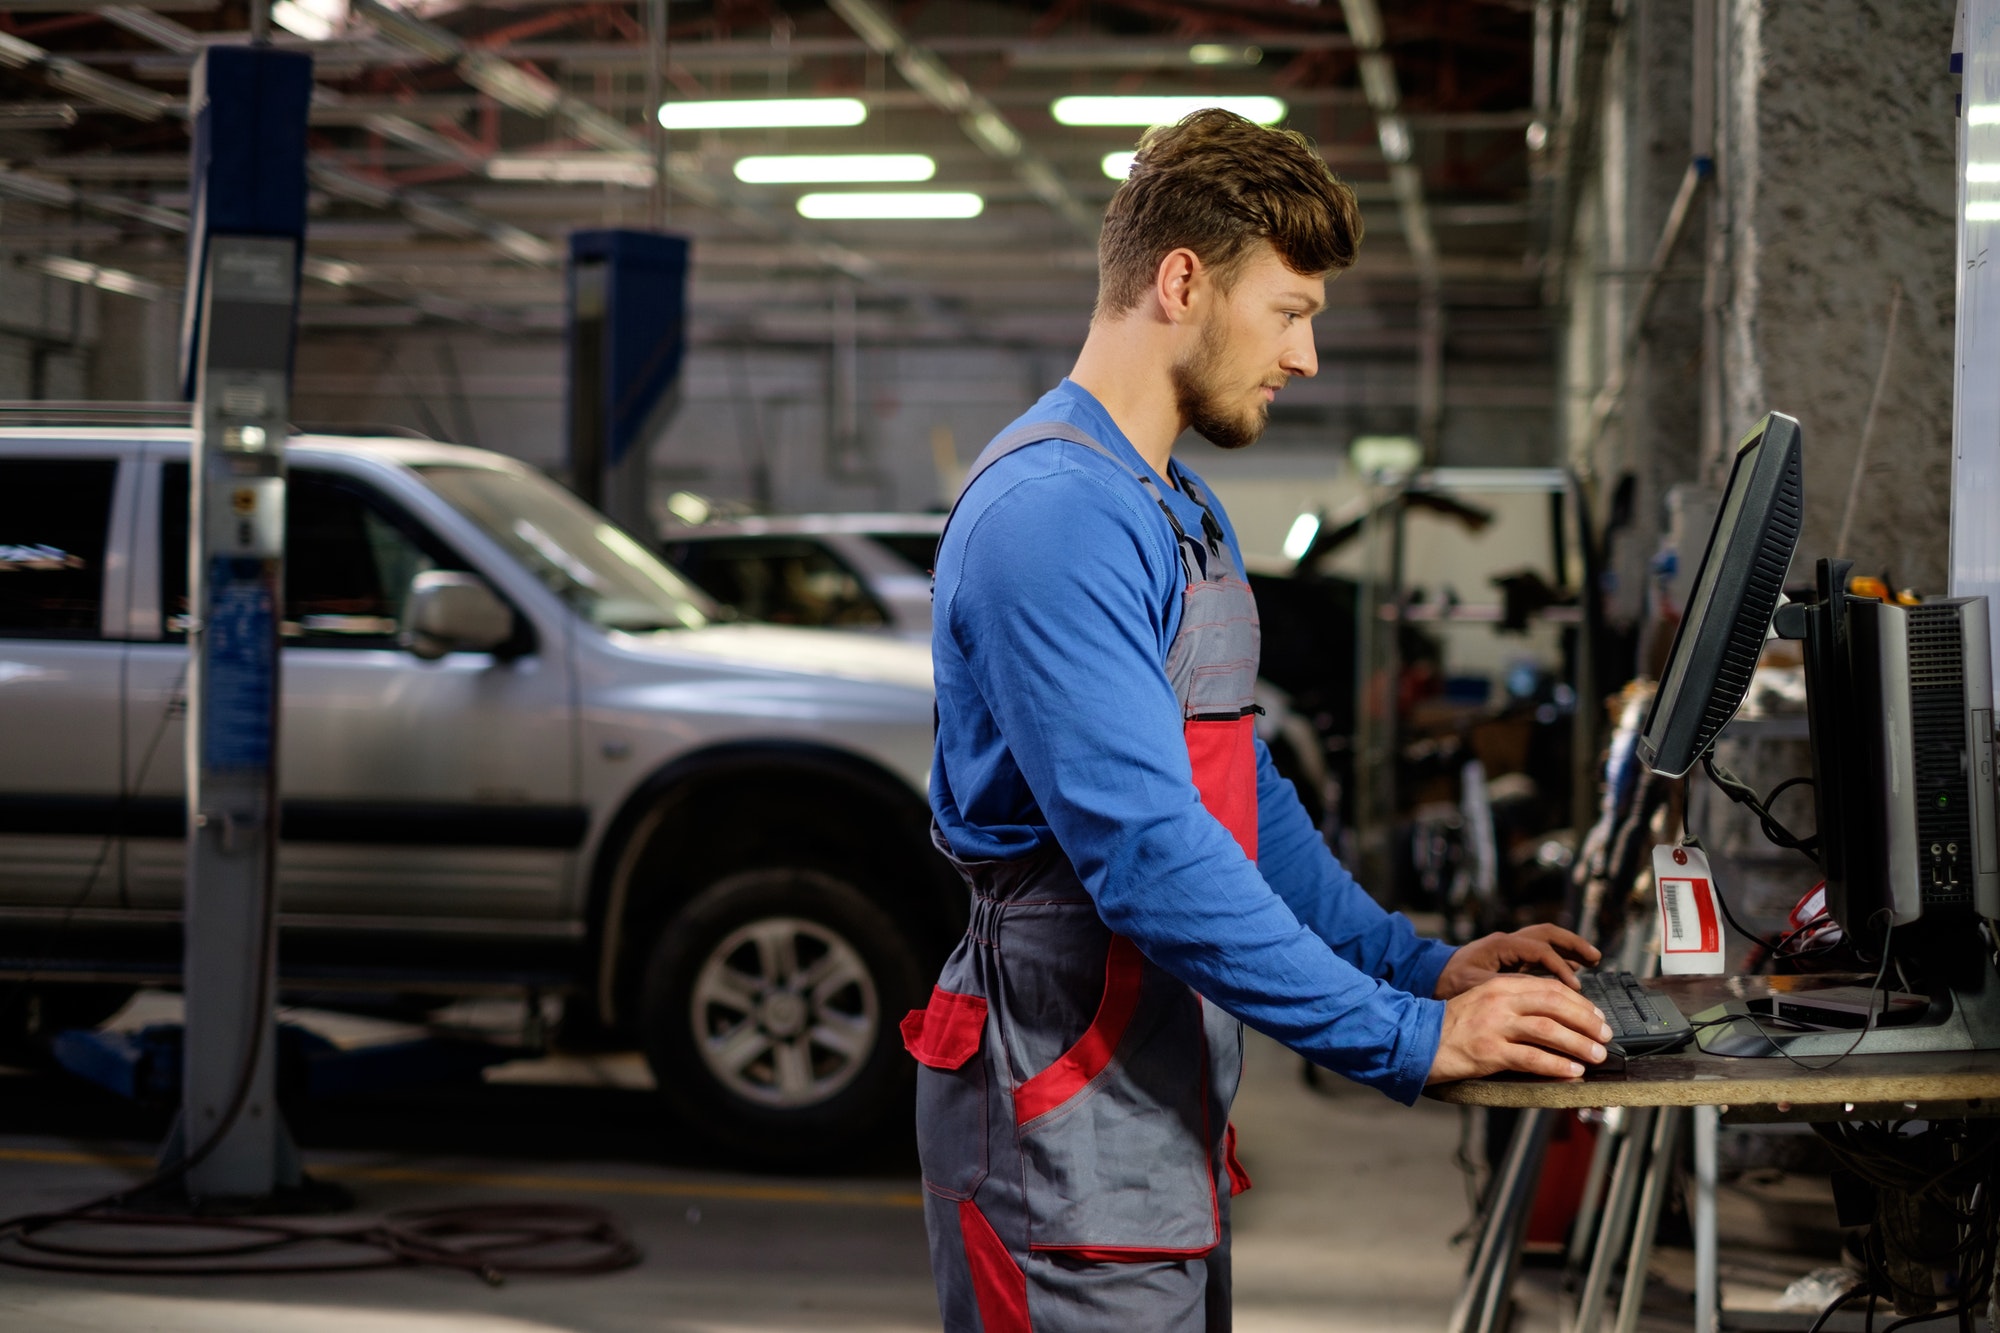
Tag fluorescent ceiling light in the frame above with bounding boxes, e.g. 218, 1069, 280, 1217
797, 191, 983, 220
964, 110, 1022, 157
1282, 512, 1321, 561
1189, 44, 1262, 67
659, 98, 867, 131
734, 154, 936, 184
1971, 106, 2000, 126
303, 256, 360, 287
488, 153, 654, 185
1968, 163, 2000, 182
1051, 95, 1286, 127
35, 254, 164, 300
272, 0, 346, 40
1016, 42, 1258, 70
1377, 116, 1412, 164
1969, 201, 2000, 221
1102, 151, 1138, 180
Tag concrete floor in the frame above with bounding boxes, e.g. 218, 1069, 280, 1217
0, 1015, 1480, 1332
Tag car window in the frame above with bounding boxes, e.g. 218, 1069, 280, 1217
666, 536, 888, 630
162, 464, 472, 648
867, 532, 941, 575
0, 458, 117, 639
417, 463, 716, 633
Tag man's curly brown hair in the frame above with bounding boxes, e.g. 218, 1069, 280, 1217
1095, 108, 1364, 318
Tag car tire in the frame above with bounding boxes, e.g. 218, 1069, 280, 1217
638, 867, 924, 1163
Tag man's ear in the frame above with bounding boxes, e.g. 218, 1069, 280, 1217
1153, 247, 1203, 325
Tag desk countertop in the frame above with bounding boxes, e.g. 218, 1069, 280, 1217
1424, 974, 2000, 1116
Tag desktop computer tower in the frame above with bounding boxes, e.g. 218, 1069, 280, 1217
1698, 568, 2000, 1055
1829, 594, 2000, 958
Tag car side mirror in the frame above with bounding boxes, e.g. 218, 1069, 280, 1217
401, 571, 514, 660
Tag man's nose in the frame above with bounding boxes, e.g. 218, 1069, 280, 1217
1281, 333, 1318, 379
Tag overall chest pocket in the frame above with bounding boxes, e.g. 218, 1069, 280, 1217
904, 986, 991, 1201
1010, 938, 1221, 1260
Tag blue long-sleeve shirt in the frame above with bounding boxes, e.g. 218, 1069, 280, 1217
930, 379, 1454, 1105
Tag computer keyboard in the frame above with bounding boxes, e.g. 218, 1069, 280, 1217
1577, 970, 1694, 1056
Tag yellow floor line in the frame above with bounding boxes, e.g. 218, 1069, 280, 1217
0, 1147, 924, 1210
0, 1147, 152, 1169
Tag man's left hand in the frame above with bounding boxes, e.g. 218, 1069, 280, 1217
1434, 924, 1601, 1000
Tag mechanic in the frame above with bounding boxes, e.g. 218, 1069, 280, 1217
898, 109, 1614, 1332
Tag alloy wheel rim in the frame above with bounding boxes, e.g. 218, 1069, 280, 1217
688, 915, 879, 1109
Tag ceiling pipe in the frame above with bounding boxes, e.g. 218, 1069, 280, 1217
1540, 0, 1614, 305
0, 25, 175, 119
1337, 0, 1444, 459
97, 5, 547, 270
351, 0, 878, 283
826, 0, 1097, 237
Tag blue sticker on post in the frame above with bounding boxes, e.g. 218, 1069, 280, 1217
203, 560, 275, 772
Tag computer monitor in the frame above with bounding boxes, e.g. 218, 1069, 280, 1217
1636, 413, 1805, 779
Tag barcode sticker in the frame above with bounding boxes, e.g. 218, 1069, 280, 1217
1657, 875, 1720, 953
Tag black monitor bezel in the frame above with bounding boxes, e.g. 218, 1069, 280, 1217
1636, 412, 1805, 778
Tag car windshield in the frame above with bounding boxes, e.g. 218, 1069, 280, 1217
416, 463, 719, 632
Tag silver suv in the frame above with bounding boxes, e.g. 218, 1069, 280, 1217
0, 430, 952, 1158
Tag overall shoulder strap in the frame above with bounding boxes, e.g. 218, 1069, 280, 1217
1168, 463, 1230, 555
956, 421, 1159, 504
944, 421, 1200, 581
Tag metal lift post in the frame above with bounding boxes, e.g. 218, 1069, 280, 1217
171, 43, 315, 1207
565, 229, 689, 535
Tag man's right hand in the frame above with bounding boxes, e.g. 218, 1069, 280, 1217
1425, 974, 1614, 1084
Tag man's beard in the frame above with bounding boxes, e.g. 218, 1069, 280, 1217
1170, 317, 1266, 451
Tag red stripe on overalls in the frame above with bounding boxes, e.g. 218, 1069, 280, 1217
959, 1199, 1031, 1331
1013, 935, 1144, 1124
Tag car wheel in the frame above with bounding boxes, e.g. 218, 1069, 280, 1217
639, 867, 923, 1162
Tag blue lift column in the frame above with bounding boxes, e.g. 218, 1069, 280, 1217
173, 44, 313, 1205
565, 229, 690, 534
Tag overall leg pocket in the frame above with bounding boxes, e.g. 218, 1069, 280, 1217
906, 986, 990, 1200
1013, 941, 1220, 1260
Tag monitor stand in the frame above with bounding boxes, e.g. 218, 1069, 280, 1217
1692, 956, 2000, 1057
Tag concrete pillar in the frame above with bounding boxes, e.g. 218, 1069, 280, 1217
1561, 1, 1705, 648
1568, 0, 1956, 608
1716, 0, 1958, 592
1620, 0, 1703, 642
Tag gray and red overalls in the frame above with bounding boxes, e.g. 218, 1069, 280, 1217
905, 422, 1262, 1331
